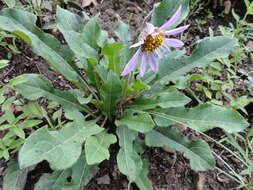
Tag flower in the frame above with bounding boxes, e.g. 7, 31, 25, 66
121, 5, 189, 77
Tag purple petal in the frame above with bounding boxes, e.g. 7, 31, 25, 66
146, 22, 155, 35
159, 5, 182, 31
161, 45, 170, 52
156, 48, 163, 58
149, 54, 159, 72
165, 38, 184, 47
121, 49, 141, 76
140, 53, 148, 77
130, 40, 144, 48
164, 25, 189, 36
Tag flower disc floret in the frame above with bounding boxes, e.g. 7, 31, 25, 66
121, 5, 189, 77
141, 33, 165, 52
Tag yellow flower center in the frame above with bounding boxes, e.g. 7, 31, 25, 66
141, 33, 165, 52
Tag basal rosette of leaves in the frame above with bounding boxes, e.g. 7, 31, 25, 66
0, 0, 249, 189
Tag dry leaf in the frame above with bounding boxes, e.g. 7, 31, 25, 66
196, 173, 206, 190
224, 0, 232, 14
194, 172, 206, 190
173, 124, 187, 132
7, 104, 22, 112
81, 0, 97, 7
217, 173, 231, 183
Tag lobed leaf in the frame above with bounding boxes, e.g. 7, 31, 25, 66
61, 152, 98, 190
35, 171, 71, 190
3, 159, 33, 190
116, 110, 155, 133
145, 127, 215, 171
129, 90, 191, 110
56, 7, 98, 59
9, 74, 89, 113
34, 151, 98, 190
116, 126, 142, 182
85, 131, 117, 165
134, 159, 154, 190
0, 8, 77, 81
151, 104, 248, 133
19, 121, 103, 170
115, 20, 131, 43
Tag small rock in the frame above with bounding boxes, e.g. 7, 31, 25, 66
246, 41, 253, 50
81, 0, 97, 7
162, 147, 176, 154
96, 174, 111, 185
122, 180, 129, 188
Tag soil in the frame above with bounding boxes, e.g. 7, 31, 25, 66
0, 0, 252, 190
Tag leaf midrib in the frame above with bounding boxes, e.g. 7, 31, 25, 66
21, 123, 102, 166
21, 83, 85, 111
150, 131, 212, 167
150, 111, 238, 129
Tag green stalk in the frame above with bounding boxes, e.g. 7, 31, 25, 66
122, 71, 133, 99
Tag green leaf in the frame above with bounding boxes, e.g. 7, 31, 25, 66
22, 101, 45, 118
19, 121, 103, 170
0, 88, 6, 104
0, 8, 78, 81
97, 30, 109, 48
102, 43, 124, 74
3, 159, 33, 190
116, 126, 142, 182
129, 90, 191, 110
157, 36, 239, 84
82, 14, 101, 49
3, 0, 15, 8
150, 104, 248, 133
151, 0, 189, 27
116, 110, 155, 133
0, 60, 9, 69
126, 80, 150, 97
244, 0, 250, 8
145, 127, 215, 171
34, 151, 98, 190
52, 109, 62, 121
2, 149, 10, 160
115, 20, 131, 43
248, 3, 253, 15
12, 126, 25, 139
154, 116, 176, 127
95, 64, 108, 82
56, 7, 98, 59
62, 151, 98, 190
85, 131, 117, 165
34, 171, 69, 190
77, 94, 92, 104
9, 74, 88, 113
134, 159, 154, 190
100, 71, 122, 119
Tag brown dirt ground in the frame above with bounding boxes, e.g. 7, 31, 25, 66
0, 0, 252, 190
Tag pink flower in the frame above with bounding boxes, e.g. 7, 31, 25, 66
121, 5, 189, 77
